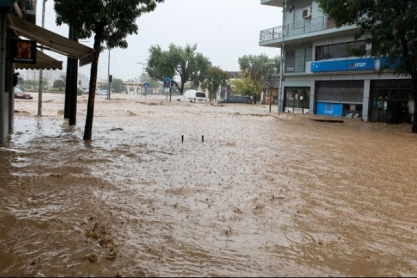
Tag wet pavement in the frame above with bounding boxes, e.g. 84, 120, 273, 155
1, 93, 417, 277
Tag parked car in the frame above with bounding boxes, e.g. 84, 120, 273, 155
177, 90, 206, 103
97, 89, 108, 95
218, 95, 252, 104
14, 87, 33, 99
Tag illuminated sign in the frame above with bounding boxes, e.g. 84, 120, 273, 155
311, 58, 375, 72
11, 39, 37, 64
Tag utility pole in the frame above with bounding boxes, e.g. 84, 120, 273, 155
107, 47, 111, 99
278, 0, 287, 114
37, 0, 46, 116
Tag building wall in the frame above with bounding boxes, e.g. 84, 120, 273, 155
260, 1, 413, 124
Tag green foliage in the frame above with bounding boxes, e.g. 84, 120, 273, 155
141, 76, 160, 89
53, 79, 65, 88
54, 0, 164, 140
102, 77, 124, 93
111, 77, 124, 93
235, 54, 280, 96
146, 43, 212, 94
231, 78, 252, 96
54, 0, 163, 50
316, 0, 417, 132
200, 66, 227, 101
18, 78, 48, 90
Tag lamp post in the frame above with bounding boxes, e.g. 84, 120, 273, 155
278, 0, 287, 114
37, 0, 46, 116
107, 47, 111, 99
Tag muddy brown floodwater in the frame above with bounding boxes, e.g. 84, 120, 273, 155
1, 93, 417, 277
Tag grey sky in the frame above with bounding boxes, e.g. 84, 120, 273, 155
37, 0, 282, 81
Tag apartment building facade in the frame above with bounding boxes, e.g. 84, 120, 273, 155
259, 0, 414, 124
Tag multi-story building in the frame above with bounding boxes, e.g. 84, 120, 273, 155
259, 0, 414, 124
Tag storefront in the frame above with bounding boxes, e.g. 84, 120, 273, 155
369, 80, 413, 124
315, 80, 364, 118
284, 87, 310, 114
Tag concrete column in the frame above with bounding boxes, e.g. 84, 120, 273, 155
309, 80, 315, 114
362, 79, 370, 122
0, 9, 8, 143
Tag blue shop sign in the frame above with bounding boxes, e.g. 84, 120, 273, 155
316, 102, 343, 117
311, 58, 375, 72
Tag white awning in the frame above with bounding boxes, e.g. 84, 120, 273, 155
8, 13, 94, 66
15, 50, 63, 70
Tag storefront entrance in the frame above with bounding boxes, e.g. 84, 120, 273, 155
284, 88, 310, 114
369, 80, 413, 124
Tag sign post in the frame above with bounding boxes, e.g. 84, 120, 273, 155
144, 82, 150, 94
268, 81, 274, 113
164, 77, 171, 101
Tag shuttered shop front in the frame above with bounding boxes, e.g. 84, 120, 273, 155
316, 80, 364, 103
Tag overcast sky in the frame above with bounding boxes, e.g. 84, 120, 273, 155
37, 0, 283, 81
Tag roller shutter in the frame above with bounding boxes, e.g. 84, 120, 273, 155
316, 80, 364, 103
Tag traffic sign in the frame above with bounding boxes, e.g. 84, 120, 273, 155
164, 77, 171, 89
144, 82, 150, 88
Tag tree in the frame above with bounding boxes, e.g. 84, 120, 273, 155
231, 76, 255, 97
146, 43, 211, 94
102, 77, 124, 93
53, 79, 65, 90
54, 0, 164, 140
233, 54, 280, 103
200, 66, 227, 102
316, 0, 417, 133
111, 77, 124, 93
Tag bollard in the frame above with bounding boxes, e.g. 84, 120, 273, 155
202, 135, 204, 142
182, 135, 184, 143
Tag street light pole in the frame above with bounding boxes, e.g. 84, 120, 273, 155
278, 0, 287, 114
107, 47, 111, 99
37, 0, 46, 116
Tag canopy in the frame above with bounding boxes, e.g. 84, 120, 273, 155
8, 13, 94, 66
15, 50, 63, 70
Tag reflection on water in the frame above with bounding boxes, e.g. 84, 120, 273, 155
1, 94, 417, 276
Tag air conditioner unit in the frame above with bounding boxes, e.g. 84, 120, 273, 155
302, 7, 312, 19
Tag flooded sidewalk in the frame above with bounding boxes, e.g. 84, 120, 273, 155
1, 93, 417, 277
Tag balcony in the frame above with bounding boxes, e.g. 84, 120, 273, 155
260, 0, 284, 7
260, 18, 363, 49
260, 16, 333, 44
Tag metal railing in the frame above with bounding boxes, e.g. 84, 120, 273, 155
260, 16, 329, 43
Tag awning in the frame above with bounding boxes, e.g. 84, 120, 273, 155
15, 50, 63, 70
7, 13, 94, 66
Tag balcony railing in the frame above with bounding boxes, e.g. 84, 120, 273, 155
260, 16, 331, 43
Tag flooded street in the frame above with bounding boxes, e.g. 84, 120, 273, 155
1, 93, 417, 277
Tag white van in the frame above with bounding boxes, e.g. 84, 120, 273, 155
177, 90, 206, 103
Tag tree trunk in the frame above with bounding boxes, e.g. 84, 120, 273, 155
83, 32, 101, 141
412, 74, 417, 133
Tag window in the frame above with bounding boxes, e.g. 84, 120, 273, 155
286, 50, 295, 72
315, 41, 366, 61
285, 47, 312, 73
